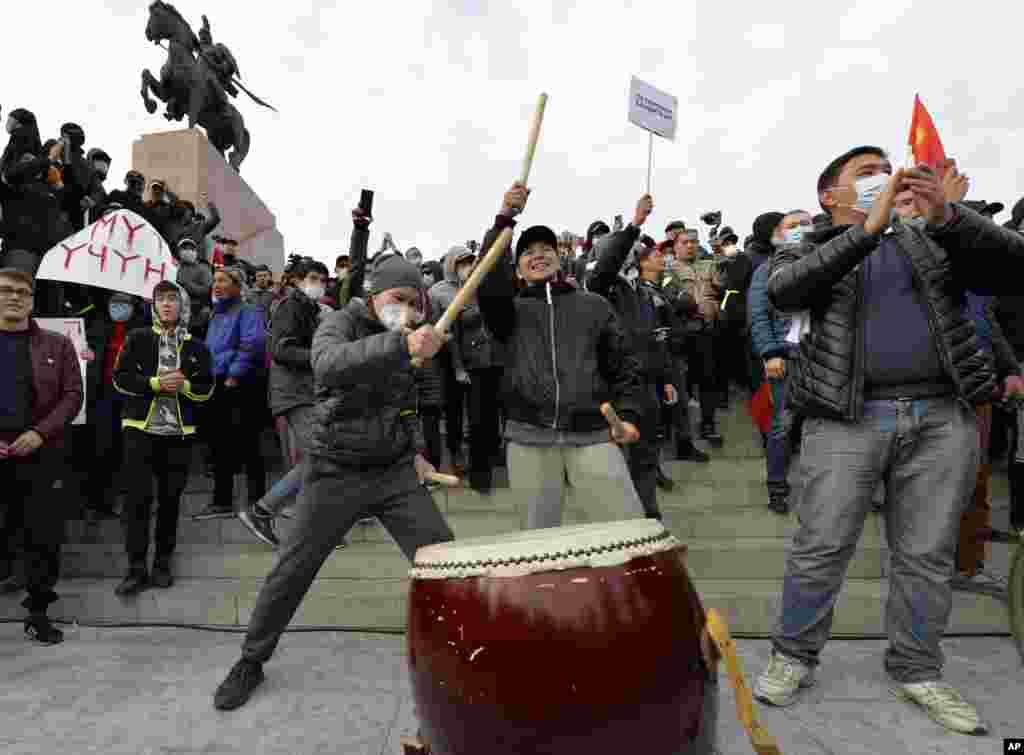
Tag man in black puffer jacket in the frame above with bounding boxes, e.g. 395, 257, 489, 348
478, 182, 646, 530
213, 255, 454, 712
754, 147, 1024, 736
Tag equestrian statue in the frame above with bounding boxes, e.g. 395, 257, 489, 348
141, 2, 276, 172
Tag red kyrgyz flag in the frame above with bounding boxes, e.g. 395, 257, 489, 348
908, 95, 947, 170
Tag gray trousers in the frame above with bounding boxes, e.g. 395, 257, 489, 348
242, 454, 454, 664
507, 442, 645, 530
773, 397, 979, 683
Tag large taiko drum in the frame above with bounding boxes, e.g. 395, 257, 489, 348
407, 519, 718, 754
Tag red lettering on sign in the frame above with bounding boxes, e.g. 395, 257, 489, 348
88, 243, 109, 273
91, 213, 119, 244
62, 242, 89, 269
122, 217, 146, 252
110, 247, 141, 278
145, 259, 166, 283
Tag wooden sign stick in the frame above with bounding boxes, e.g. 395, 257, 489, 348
424, 472, 462, 487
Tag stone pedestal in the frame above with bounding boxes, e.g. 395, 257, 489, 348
131, 129, 285, 272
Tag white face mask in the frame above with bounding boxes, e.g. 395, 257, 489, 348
848, 173, 890, 215
377, 302, 417, 332
302, 283, 325, 301
179, 249, 197, 264
723, 244, 739, 257
5, 116, 18, 134
780, 226, 807, 246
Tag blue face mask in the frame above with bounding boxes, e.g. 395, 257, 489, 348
109, 302, 133, 322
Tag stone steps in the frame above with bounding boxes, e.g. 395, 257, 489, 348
17, 398, 1011, 637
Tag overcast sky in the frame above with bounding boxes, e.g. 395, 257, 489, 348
6, 0, 1021, 266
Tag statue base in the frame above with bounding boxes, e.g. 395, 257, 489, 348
131, 128, 285, 272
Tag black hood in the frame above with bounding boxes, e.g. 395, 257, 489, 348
3, 108, 42, 164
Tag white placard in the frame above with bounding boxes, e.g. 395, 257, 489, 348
34, 317, 87, 425
628, 76, 677, 141
36, 210, 177, 301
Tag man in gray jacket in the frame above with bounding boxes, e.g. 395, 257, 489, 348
175, 238, 213, 336
213, 255, 453, 712
428, 246, 474, 472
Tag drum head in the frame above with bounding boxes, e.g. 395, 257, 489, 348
410, 519, 680, 579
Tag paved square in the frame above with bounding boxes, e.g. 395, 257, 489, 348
0, 624, 1020, 754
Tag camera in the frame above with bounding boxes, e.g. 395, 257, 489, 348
700, 211, 722, 227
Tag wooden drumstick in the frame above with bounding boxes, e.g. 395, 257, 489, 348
411, 94, 549, 368
600, 402, 627, 437
705, 608, 783, 755
425, 472, 462, 487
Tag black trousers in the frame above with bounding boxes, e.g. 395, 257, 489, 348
121, 429, 194, 565
0, 444, 67, 612
625, 387, 662, 520
442, 363, 467, 459
208, 377, 267, 509
467, 367, 503, 489
241, 454, 454, 663
420, 406, 443, 470
685, 329, 717, 425
715, 321, 755, 397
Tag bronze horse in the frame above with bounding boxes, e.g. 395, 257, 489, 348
141, 1, 250, 171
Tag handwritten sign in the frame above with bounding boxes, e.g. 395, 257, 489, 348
36, 211, 177, 301
628, 76, 677, 141
35, 318, 88, 425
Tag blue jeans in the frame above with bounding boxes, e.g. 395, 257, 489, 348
257, 465, 303, 515
766, 377, 791, 496
773, 397, 979, 683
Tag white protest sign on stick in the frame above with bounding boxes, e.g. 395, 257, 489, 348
628, 76, 678, 193
35, 318, 88, 425
36, 210, 177, 301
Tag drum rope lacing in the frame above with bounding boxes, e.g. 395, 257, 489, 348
412, 530, 675, 571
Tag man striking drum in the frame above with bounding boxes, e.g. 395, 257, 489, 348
212, 255, 455, 711
477, 182, 647, 529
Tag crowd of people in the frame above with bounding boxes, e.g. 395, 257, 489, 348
3, 104, 1024, 736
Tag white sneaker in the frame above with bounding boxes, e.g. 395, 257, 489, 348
951, 569, 1008, 600
890, 681, 989, 735
753, 651, 816, 707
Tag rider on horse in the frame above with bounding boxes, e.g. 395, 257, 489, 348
196, 15, 240, 107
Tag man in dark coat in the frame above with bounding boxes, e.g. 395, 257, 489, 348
212, 255, 453, 711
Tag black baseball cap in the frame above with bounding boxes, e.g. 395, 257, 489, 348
962, 200, 1005, 217
665, 220, 687, 235
515, 225, 559, 260
718, 226, 739, 244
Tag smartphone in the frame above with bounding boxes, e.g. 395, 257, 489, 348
359, 189, 374, 217
613, 214, 624, 231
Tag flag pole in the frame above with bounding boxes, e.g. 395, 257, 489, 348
646, 131, 654, 194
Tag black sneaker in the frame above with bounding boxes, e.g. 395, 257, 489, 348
194, 505, 235, 520
655, 466, 675, 492
151, 559, 174, 589
214, 659, 265, 711
25, 614, 63, 645
768, 494, 790, 515
239, 505, 280, 547
676, 441, 710, 463
699, 423, 724, 448
115, 569, 149, 596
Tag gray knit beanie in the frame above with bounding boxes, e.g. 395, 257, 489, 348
368, 254, 425, 295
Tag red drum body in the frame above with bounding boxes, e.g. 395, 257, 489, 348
407, 520, 718, 755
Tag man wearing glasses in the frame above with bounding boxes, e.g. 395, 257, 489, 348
0, 268, 83, 644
